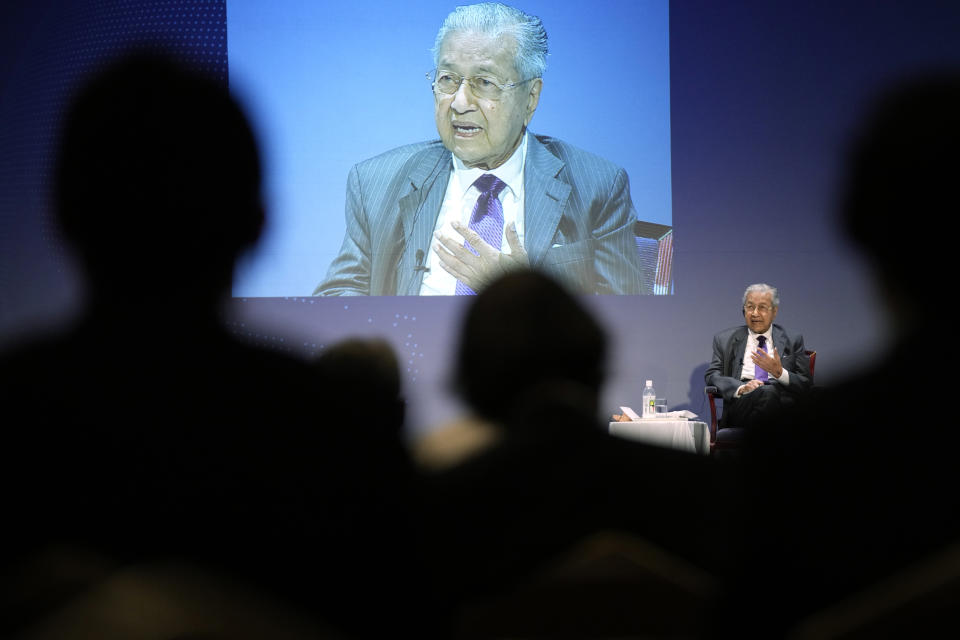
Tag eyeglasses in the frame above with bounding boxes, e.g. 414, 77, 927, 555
427, 69, 533, 100
744, 304, 774, 314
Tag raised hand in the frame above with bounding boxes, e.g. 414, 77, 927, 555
434, 221, 529, 292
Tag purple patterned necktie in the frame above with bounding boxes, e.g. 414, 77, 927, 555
455, 174, 507, 295
755, 335, 769, 382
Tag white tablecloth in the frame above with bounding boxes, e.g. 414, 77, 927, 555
608, 420, 710, 455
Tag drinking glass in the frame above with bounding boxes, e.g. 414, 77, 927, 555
655, 398, 667, 416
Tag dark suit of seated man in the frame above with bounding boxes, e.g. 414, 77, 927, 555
313, 2, 653, 296
705, 283, 812, 428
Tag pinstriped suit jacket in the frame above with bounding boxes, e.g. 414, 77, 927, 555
313, 133, 652, 296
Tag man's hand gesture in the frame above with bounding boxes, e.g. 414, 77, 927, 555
751, 346, 784, 378
434, 221, 529, 292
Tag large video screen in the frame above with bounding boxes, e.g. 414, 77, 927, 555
227, 0, 672, 297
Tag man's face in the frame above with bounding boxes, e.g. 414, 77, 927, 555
743, 291, 778, 334
434, 31, 542, 170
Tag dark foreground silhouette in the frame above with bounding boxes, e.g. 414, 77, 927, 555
717, 73, 960, 637
0, 53, 418, 638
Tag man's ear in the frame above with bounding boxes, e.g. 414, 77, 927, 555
524, 78, 543, 126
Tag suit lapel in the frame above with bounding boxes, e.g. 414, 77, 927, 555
730, 327, 748, 378
772, 324, 787, 355
396, 145, 451, 295
392, 135, 572, 291
523, 134, 571, 266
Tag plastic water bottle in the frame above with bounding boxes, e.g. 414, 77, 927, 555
642, 380, 656, 418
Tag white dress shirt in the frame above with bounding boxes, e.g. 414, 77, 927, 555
418, 133, 528, 295
737, 327, 790, 395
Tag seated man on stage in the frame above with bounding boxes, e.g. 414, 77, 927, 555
705, 283, 812, 428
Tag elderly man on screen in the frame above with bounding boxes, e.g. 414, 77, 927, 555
705, 284, 812, 428
314, 2, 652, 296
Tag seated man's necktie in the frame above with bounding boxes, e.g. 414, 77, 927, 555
755, 335, 769, 382
455, 174, 507, 296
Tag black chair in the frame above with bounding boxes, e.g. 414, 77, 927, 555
705, 350, 816, 453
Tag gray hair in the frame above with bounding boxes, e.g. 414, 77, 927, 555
432, 3, 548, 81
742, 283, 780, 308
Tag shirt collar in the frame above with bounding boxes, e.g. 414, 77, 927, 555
451, 131, 527, 201
747, 325, 774, 343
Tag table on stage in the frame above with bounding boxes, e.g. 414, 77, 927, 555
608, 419, 710, 455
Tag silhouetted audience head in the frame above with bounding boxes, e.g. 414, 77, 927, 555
454, 270, 607, 426
55, 52, 263, 306
317, 337, 405, 434
842, 72, 960, 311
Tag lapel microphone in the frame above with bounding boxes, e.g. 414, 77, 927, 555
413, 249, 430, 273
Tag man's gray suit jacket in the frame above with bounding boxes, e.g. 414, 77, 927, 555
705, 323, 812, 402
313, 133, 652, 296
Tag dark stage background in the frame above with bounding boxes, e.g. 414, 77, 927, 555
2, 1, 958, 433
